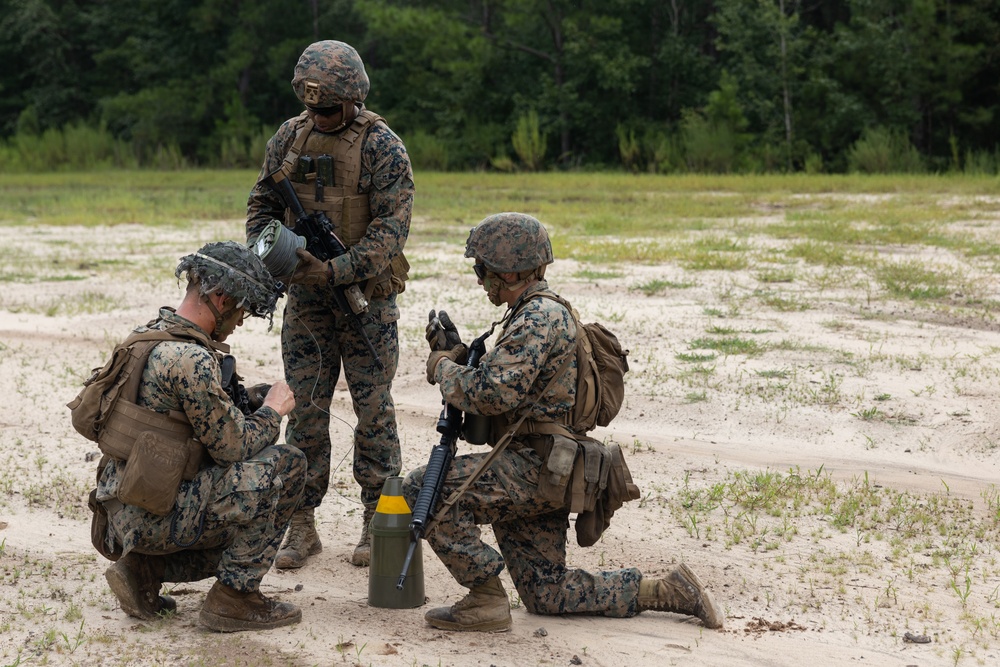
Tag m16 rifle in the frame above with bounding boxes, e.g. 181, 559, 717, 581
260, 168, 384, 371
396, 330, 490, 590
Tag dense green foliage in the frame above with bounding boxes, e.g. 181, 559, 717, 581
2, 0, 999, 173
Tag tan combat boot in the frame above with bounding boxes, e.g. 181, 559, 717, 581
349, 505, 375, 567
104, 552, 176, 621
199, 580, 301, 632
637, 563, 724, 629
424, 576, 513, 632
274, 508, 322, 569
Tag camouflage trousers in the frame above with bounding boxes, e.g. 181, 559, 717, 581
402, 444, 642, 617
106, 444, 305, 592
282, 284, 401, 509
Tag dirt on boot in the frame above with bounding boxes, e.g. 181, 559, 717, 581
349, 505, 375, 567
424, 576, 512, 632
104, 553, 175, 621
199, 581, 302, 632
275, 508, 322, 570
638, 563, 724, 629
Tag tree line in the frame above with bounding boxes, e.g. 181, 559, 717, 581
2, 0, 999, 174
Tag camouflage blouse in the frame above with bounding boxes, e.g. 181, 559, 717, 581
433, 281, 578, 424
245, 110, 413, 288
98, 308, 281, 500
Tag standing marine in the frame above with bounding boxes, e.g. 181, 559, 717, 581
75, 241, 306, 632
404, 213, 724, 632
246, 40, 413, 568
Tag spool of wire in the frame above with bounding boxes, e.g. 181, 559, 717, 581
253, 219, 306, 279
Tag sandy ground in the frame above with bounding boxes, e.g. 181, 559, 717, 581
3, 214, 1000, 667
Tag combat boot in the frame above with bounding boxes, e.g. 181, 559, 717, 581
349, 505, 375, 567
637, 563, 724, 629
424, 576, 512, 632
104, 553, 176, 621
274, 508, 322, 569
199, 581, 301, 632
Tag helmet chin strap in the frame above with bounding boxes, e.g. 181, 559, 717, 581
202, 293, 240, 340
322, 102, 358, 133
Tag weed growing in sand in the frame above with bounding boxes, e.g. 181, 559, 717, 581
631, 278, 694, 295
688, 336, 765, 357
669, 465, 1000, 657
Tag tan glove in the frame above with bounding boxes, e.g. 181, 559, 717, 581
290, 248, 331, 285
426, 344, 468, 384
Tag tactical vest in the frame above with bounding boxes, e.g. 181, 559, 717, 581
279, 107, 408, 299
95, 325, 223, 479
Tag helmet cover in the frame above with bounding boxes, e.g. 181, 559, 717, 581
464, 212, 554, 274
292, 40, 370, 107
176, 241, 280, 325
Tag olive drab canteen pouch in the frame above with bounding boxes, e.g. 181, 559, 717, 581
531, 293, 630, 433
117, 431, 188, 516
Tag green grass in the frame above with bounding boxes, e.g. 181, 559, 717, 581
4, 170, 999, 286
688, 336, 765, 356
630, 278, 694, 295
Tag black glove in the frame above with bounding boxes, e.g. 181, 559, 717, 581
425, 309, 463, 352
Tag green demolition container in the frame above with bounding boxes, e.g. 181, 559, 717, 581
368, 476, 424, 608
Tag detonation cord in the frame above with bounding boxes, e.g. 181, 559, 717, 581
289, 309, 365, 507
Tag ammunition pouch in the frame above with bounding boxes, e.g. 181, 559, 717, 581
574, 441, 641, 547
117, 431, 189, 516
524, 424, 641, 547
98, 398, 207, 480
536, 434, 578, 503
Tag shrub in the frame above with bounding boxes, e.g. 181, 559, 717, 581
681, 110, 740, 173
847, 127, 924, 174
405, 130, 451, 171
511, 109, 547, 171
963, 148, 996, 175
616, 124, 640, 172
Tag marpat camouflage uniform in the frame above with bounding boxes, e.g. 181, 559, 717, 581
97, 308, 306, 592
403, 281, 643, 617
246, 100, 412, 513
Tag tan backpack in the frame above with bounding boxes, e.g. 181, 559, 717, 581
533, 293, 630, 433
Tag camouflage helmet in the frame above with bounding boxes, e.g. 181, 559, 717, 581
291, 40, 370, 108
464, 213, 554, 274
176, 241, 280, 323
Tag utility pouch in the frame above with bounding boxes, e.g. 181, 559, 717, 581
537, 435, 578, 503
117, 431, 187, 516
574, 441, 642, 547
88, 454, 121, 561
89, 488, 122, 561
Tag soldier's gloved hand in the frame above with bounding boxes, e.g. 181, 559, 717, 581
247, 383, 271, 412
290, 248, 331, 285
425, 309, 463, 352
426, 344, 468, 384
